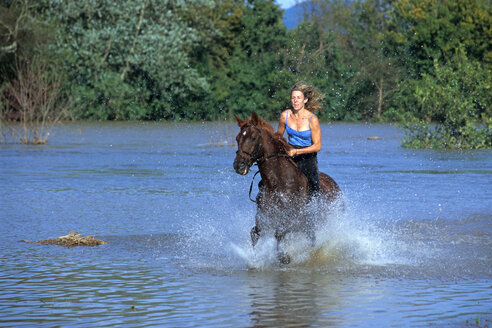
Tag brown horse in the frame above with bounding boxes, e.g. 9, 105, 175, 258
233, 112, 342, 263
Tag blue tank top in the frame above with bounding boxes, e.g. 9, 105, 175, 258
285, 111, 315, 147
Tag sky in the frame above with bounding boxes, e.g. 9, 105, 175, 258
275, 0, 298, 9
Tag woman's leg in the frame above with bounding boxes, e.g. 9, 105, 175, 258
295, 154, 320, 196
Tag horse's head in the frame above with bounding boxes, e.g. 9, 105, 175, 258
233, 112, 270, 175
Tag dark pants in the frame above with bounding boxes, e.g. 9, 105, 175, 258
292, 147, 320, 196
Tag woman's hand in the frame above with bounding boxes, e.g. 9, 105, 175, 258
287, 148, 297, 157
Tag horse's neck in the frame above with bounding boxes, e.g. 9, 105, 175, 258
258, 138, 294, 184
259, 160, 287, 182
260, 135, 283, 163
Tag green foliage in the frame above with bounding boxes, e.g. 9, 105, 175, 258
186, 0, 245, 120
304, 0, 401, 121
382, 0, 491, 148
0, 0, 54, 83
222, 0, 291, 120
1, 0, 490, 150
387, 0, 492, 75
402, 47, 491, 149
281, 16, 357, 121
35, 0, 212, 120
71, 72, 150, 120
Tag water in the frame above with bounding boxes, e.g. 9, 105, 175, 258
1, 121, 491, 327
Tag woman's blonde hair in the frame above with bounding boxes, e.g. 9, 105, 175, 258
291, 81, 325, 112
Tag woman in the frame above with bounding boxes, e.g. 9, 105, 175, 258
277, 81, 324, 197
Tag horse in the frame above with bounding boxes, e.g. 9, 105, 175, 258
233, 112, 342, 263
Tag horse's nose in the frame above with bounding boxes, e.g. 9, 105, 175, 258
233, 159, 249, 175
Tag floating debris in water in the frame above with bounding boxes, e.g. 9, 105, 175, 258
21, 231, 107, 247
367, 136, 381, 140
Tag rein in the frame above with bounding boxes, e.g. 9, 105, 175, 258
257, 153, 293, 165
248, 154, 298, 203
248, 170, 261, 202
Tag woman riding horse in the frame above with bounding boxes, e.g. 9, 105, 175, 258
233, 110, 341, 263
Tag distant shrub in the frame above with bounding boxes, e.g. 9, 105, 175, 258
0, 58, 70, 144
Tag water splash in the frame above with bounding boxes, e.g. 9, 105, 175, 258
228, 196, 411, 271
174, 191, 490, 279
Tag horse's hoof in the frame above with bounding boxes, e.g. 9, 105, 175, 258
277, 252, 291, 265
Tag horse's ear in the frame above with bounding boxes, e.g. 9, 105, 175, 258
235, 114, 245, 127
251, 111, 259, 125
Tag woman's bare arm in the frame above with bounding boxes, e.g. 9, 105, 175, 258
277, 110, 287, 136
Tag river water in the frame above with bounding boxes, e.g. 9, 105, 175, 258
0, 121, 490, 327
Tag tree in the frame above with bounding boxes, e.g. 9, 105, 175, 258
35, 0, 213, 120
223, 0, 291, 120
387, 0, 492, 76
298, 0, 402, 121
349, 0, 400, 119
187, 0, 247, 120
0, 0, 53, 84
403, 47, 491, 149
385, 0, 491, 148
0, 58, 70, 144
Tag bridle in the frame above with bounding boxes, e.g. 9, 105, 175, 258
235, 125, 264, 166
236, 125, 297, 202
236, 125, 293, 165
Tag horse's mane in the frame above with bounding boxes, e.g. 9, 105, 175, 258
243, 115, 274, 133
244, 113, 292, 154
272, 131, 293, 154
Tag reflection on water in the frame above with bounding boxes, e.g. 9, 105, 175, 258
0, 122, 491, 327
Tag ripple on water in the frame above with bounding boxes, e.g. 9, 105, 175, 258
1, 122, 490, 327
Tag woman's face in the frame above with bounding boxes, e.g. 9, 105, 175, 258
291, 90, 308, 111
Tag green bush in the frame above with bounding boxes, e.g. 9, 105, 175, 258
402, 47, 491, 149
72, 72, 150, 120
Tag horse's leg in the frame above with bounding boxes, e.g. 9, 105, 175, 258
274, 231, 291, 264
250, 225, 260, 247
251, 207, 265, 247
306, 222, 316, 247
250, 185, 266, 248
306, 199, 318, 247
